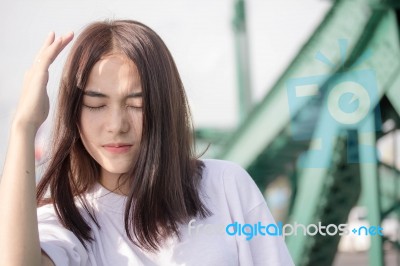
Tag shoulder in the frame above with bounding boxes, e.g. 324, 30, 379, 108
200, 159, 265, 212
201, 159, 256, 189
37, 203, 91, 266
37, 195, 94, 224
201, 159, 249, 178
37, 203, 58, 222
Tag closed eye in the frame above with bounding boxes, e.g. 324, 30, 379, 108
126, 105, 142, 109
83, 105, 106, 111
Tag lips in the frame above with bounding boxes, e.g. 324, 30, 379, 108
103, 143, 133, 154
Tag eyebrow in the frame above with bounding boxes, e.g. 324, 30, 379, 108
83, 90, 143, 98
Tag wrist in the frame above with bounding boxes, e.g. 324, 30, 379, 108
11, 120, 38, 137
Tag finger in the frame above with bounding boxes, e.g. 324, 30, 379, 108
55, 32, 74, 57
47, 32, 74, 65
34, 32, 55, 63
37, 31, 74, 67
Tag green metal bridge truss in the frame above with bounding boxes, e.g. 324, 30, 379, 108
197, 0, 400, 265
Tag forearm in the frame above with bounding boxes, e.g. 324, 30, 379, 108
0, 122, 41, 265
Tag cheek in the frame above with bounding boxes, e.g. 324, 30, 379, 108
133, 112, 143, 133
79, 111, 99, 144
80, 110, 102, 131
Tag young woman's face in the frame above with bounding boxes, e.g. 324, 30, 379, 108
79, 53, 143, 185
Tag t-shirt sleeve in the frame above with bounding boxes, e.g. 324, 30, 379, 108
244, 202, 295, 266
37, 205, 89, 266
221, 161, 294, 266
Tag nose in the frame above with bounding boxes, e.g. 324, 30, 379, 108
105, 106, 130, 134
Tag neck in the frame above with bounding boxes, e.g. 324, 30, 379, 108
99, 170, 129, 196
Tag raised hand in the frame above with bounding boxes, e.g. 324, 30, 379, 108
13, 31, 74, 133
0, 32, 74, 265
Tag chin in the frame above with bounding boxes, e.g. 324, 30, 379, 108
101, 164, 131, 176
98, 157, 136, 175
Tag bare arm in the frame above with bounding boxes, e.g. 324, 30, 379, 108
41, 251, 55, 266
0, 32, 73, 266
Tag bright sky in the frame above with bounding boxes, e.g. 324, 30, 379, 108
0, 0, 331, 173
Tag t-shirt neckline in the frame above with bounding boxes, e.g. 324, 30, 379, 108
88, 182, 128, 212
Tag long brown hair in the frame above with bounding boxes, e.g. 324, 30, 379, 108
36, 20, 210, 251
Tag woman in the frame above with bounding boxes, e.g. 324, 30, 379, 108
0, 20, 293, 265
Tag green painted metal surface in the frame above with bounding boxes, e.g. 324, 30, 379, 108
205, 0, 400, 265
217, 0, 372, 168
359, 114, 384, 266
287, 8, 400, 265
233, 0, 253, 123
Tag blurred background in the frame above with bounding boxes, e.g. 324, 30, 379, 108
1, 0, 400, 265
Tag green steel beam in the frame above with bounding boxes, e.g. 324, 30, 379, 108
379, 162, 400, 217
287, 9, 400, 265
285, 108, 341, 264
217, 1, 400, 264
217, 0, 372, 167
215, 0, 400, 264
233, 0, 253, 123
359, 113, 384, 266
386, 74, 400, 116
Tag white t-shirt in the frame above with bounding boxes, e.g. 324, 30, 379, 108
38, 159, 294, 266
